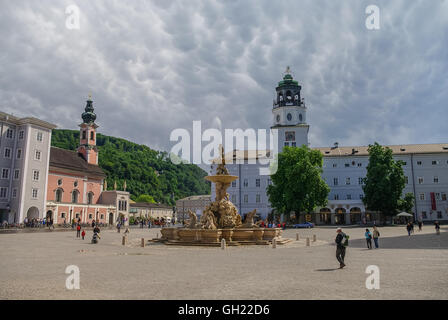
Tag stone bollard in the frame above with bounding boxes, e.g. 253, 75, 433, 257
221, 238, 226, 250
313, 234, 317, 242
306, 237, 310, 246
141, 238, 145, 247
122, 235, 127, 246
296, 233, 299, 241
272, 237, 277, 249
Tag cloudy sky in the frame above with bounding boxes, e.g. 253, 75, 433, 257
1, 0, 447, 155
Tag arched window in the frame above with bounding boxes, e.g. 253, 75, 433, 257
82, 130, 87, 140
90, 131, 95, 140
299, 114, 303, 122
55, 189, 63, 202
87, 192, 94, 205
72, 190, 79, 204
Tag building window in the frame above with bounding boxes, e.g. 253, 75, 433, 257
256, 194, 261, 203
442, 193, 447, 201
255, 179, 260, 187
417, 161, 422, 165
58, 179, 62, 186
72, 190, 79, 203
32, 188, 38, 199
346, 194, 352, 200
12, 188, 17, 198
35, 150, 41, 160
434, 176, 439, 184
4, 148, 11, 158
89, 214, 93, 219
291, 142, 296, 147
346, 178, 350, 185
333, 163, 337, 168
358, 177, 363, 185
284, 142, 289, 147
334, 194, 339, 200
357, 163, 362, 167
100, 214, 104, 219
87, 192, 94, 205
231, 194, 236, 203
333, 178, 338, 186
55, 189, 63, 202
231, 181, 236, 188
267, 178, 272, 185
419, 193, 425, 201
0, 187, 7, 198
16, 149, 22, 159
435, 193, 440, 200
6, 129, 14, 139
359, 194, 364, 200
418, 177, 423, 184
243, 179, 248, 187
90, 131, 95, 140
32, 170, 40, 181
422, 211, 427, 219
37, 132, 43, 142
14, 169, 20, 180
61, 212, 66, 219
432, 160, 438, 165
405, 176, 409, 184
75, 213, 80, 219
2, 168, 10, 179
244, 195, 248, 203
74, 181, 78, 187
82, 130, 87, 140
437, 211, 442, 219
19, 130, 24, 140
345, 163, 350, 167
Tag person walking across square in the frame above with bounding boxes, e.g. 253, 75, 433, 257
335, 228, 348, 269
372, 226, 380, 248
365, 229, 372, 249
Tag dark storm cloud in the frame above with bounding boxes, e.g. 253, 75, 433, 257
0, 0, 447, 154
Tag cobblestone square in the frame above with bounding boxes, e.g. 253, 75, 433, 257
1, 226, 447, 300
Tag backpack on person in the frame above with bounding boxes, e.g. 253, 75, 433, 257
341, 233, 349, 247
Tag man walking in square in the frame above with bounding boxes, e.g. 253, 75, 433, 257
335, 228, 348, 269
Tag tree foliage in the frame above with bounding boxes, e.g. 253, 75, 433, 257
51, 129, 210, 205
267, 145, 330, 222
135, 194, 156, 203
398, 192, 415, 213
362, 142, 406, 218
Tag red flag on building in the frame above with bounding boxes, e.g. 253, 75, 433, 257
430, 192, 437, 211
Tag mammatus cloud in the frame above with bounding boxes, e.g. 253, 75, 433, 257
0, 0, 447, 153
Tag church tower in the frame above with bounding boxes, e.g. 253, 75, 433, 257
77, 96, 99, 165
271, 67, 309, 152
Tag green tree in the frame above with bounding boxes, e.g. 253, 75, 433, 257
398, 192, 415, 213
135, 194, 156, 203
267, 145, 330, 223
362, 142, 406, 223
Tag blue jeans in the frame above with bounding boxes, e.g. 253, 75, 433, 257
373, 238, 379, 248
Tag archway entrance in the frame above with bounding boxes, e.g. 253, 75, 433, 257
334, 208, 346, 225
350, 207, 362, 224
26, 207, 39, 220
109, 213, 114, 225
46, 210, 53, 221
319, 208, 331, 225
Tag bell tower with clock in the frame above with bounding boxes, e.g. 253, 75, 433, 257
271, 67, 309, 152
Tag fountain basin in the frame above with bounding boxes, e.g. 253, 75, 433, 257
205, 175, 238, 184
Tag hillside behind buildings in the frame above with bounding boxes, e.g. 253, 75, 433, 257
51, 129, 211, 205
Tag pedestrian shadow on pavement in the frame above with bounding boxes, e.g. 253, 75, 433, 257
315, 268, 339, 272
349, 230, 447, 250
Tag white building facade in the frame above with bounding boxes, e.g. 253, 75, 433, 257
210, 71, 448, 224
0, 112, 56, 224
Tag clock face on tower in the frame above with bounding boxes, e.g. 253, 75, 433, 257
276, 114, 280, 122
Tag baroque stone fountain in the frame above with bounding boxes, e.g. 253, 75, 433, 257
157, 146, 291, 246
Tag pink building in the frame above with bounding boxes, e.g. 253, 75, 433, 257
45, 98, 129, 225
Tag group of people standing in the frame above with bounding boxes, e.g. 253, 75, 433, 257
364, 226, 380, 249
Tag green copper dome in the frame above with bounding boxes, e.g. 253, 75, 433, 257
82, 98, 96, 123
